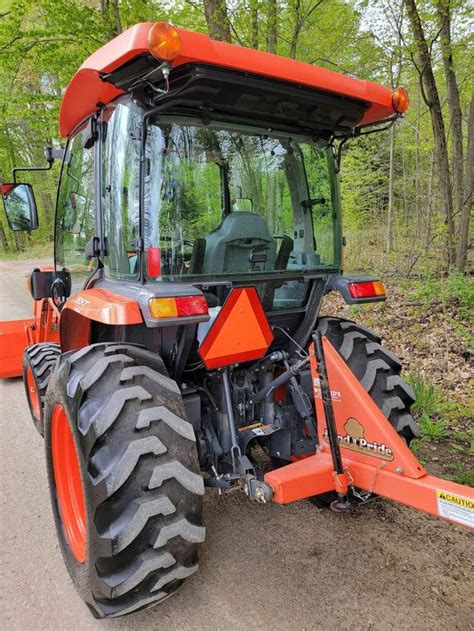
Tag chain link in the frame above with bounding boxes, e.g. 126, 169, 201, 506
345, 462, 386, 503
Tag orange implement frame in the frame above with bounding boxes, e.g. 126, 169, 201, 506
0, 319, 34, 378
0, 298, 59, 378
265, 338, 474, 530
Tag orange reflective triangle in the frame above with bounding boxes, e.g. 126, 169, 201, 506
198, 287, 273, 369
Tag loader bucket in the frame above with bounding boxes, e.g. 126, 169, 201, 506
0, 319, 34, 378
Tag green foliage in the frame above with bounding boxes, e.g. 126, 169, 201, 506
452, 429, 474, 455
406, 372, 442, 419
405, 373, 452, 443
418, 414, 450, 442
446, 462, 474, 487
409, 272, 474, 310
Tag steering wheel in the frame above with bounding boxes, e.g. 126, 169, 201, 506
159, 237, 195, 273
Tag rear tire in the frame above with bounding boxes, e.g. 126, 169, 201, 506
23, 343, 60, 436
44, 343, 205, 619
309, 317, 419, 508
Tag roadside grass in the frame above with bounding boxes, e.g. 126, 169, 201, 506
0, 242, 52, 261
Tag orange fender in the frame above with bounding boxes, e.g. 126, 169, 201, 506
60, 288, 143, 352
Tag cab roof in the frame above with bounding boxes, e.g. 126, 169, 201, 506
59, 22, 397, 138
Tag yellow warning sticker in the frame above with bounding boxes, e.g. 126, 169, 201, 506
436, 490, 474, 529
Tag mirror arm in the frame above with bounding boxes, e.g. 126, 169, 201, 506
12, 147, 65, 183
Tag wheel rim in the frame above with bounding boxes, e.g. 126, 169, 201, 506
25, 366, 41, 421
51, 404, 86, 563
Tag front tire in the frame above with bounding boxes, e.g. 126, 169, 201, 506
44, 343, 205, 619
23, 343, 60, 435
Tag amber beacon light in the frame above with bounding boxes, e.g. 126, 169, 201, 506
392, 86, 409, 113
148, 22, 181, 61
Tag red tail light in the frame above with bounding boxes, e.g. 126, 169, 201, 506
348, 281, 387, 299
175, 295, 208, 317
149, 295, 208, 319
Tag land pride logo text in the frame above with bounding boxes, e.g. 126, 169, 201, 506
323, 417, 394, 461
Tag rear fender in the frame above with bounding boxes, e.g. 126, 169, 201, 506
60, 288, 142, 352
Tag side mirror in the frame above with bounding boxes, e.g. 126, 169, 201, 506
1, 183, 39, 231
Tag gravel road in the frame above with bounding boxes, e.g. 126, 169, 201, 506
0, 259, 472, 631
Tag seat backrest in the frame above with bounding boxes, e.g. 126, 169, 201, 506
203, 212, 276, 276
188, 238, 206, 275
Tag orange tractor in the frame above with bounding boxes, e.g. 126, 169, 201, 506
1, 22, 472, 619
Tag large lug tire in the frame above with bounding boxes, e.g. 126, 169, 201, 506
44, 343, 205, 619
23, 342, 61, 436
309, 317, 419, 507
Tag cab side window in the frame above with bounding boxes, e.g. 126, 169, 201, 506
101, 101, 141, 280
55, 124, 96, 294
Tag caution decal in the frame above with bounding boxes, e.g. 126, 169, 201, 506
436, 490, 474, 529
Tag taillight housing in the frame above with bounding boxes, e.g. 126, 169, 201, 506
347, 280, 387, 299
149, 295, 208, 319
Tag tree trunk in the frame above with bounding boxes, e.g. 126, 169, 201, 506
425, 147, 436, 248
0, 223, 7, 251
13, 231, 23, 252
203, 0, 232, 43
456, 93, 473, 271
386, 123, 396, 253
111, 0, 123, 35
266, 0, 277, 53
250, 0, 259, 49
415, 102, 421, 232
436, 0, 464, 217
404, 0, 455, 266
289, 0, 301, 59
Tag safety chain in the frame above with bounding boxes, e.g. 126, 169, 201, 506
345, 462, 387, 503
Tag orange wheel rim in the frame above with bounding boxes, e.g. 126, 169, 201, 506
51, 404, 86, 563
26, 366, 41, 420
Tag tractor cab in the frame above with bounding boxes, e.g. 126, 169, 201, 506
3, 22, 405, 325
8, 22, 402, 356
59, 97, 341, 309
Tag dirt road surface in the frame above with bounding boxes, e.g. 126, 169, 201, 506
0, 259, 472, 631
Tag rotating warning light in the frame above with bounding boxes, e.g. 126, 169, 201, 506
148, 22, 181, 62
392, 86, 409, 114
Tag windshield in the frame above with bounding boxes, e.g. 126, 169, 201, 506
143, 117, 341, 282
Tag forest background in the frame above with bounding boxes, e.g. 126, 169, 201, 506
0, 0, 472, 478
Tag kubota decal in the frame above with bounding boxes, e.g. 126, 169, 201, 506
73, 296, 90, 306
323, 417, 394, 461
